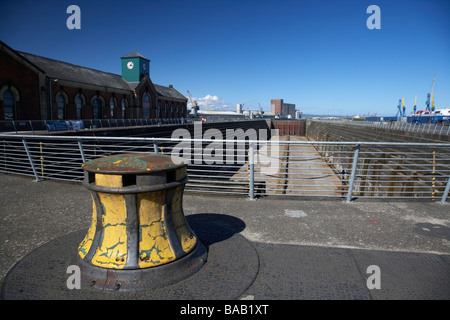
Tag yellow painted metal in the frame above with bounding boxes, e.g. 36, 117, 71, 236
79, 154, 197, 271
95, 173, 122, 187
136, 185, 197, 268
172, 185, 197, 253
137, 190, 176, 268
432, 93, 435, 110
79, 169, 197, 269
78, 173, 129, 269
91, 192, 128, 268
78, 193, 97, 259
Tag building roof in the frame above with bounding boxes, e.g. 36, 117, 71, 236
154, 84, 186, 101
0, 41, 46, 75
120, 51, 150, 61
19, 52, 132, 91
17, 51, 186, 100
127, 81, 187, 101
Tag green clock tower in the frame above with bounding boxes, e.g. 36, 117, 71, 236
121, 51, 150, 82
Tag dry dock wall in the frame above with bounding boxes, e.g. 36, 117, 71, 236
306, 120, 450, 144
305, 121, 450, 199
54, 120, 272, 140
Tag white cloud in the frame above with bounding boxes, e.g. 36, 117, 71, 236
187, 94, 234, 111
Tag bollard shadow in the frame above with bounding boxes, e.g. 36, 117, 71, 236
186, 213, 246, 249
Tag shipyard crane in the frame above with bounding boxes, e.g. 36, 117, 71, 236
402, 97, 406, 117
187, 90, 199, 116
413, 94, 417, 114
425, 74, 436, 112
396, 97, 407, 120
258, 103, 264, 117
432, 93, 435, 112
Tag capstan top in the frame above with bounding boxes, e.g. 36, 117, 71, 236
82, 153, 187, 174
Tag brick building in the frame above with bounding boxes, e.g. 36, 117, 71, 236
0, 41, 187, 121
271, 99, 296, 118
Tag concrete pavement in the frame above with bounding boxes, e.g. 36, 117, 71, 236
1, 174, 449, 299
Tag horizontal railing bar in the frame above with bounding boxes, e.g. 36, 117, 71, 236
1, 133, 449, 201
2, 134, 450, 148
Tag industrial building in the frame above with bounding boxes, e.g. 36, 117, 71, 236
271, 99, 296, 118
0, 40, 187, 121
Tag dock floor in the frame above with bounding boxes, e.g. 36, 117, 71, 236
232, 136, 342, 196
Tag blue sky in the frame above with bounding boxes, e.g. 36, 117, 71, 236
1, 0, 449, 116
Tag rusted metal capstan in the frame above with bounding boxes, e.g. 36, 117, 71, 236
77, 153, 207, 291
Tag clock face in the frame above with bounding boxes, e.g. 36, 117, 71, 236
127, 61, 134, 69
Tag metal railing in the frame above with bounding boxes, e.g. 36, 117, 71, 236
0, 117, 267, 135
317, 119, 450, 136
1, 134, 449, 203
0, 118, 192, 134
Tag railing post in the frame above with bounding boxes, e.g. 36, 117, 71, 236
22, 138, 40, 182
77, 139, 86, 163
248, 144, 255, 200
440, 176, 450, 204
29, 120, 35, 134
345, 144, 360, 203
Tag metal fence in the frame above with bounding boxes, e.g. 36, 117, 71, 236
318, 119, 450, 136
0, 118, 192, 134
1, 134, 449, 203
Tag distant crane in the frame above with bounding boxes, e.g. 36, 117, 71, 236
425, 74, 437, 112
413, 94, 417, 114
258, 103, 264, 117
187, 90, 199, 116
396, 97, 405, 120
432, 93, 435, 112
402, 97, 406, 117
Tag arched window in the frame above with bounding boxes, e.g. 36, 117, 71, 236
110, 97, 116, 119
3, 89, 15, 120
142, 93, 150, 120
75, 96, 83, 120
92, 98, 102, 119
121, 99, 127, 119
57, 94, 65, 120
